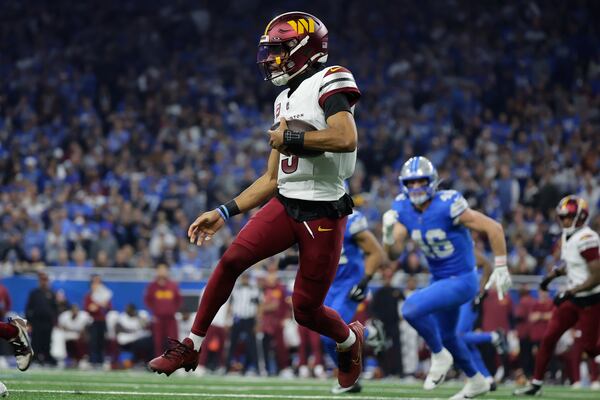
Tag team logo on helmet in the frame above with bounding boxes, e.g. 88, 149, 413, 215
257, 12, 328, 86
556, 195, 589, 235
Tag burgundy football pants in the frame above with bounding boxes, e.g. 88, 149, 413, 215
533, 299, 600, 381
191, 197, 350, 342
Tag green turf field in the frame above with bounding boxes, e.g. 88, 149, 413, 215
0, 369, 598, 399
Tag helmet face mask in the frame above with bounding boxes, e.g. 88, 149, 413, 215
258, 12, 328, 87
399, 157, 439, 206
403, 178, 432, 206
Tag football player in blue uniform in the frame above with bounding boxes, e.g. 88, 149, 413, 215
382, 157, 512, 400
324, 208, 387, 394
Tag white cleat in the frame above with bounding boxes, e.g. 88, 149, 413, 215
8, 317, 34, 371
449, 373, 490, 399
331, 381, 362, 394
424, 348, 453, 390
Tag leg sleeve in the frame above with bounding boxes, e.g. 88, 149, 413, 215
533, 301, 579, 381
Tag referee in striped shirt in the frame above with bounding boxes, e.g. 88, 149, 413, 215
226, 273, 261, 374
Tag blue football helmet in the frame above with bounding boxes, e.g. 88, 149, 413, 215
399, 156, 439, 205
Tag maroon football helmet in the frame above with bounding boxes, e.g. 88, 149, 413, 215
556, 195, 589, 234
257, 12, 328, 86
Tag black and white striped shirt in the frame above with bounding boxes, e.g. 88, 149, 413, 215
230, 284, 261, 319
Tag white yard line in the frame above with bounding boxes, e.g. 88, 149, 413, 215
11, 389, 443, 400
4, 379, 428, 394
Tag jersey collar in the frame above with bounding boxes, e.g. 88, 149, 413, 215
287, 65, 321, 95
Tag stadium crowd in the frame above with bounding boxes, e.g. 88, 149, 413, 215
1, 0, 600, 387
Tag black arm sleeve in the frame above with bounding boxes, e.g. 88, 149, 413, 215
322, 92, 352, 120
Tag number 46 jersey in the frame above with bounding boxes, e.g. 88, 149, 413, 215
392, 190, 476, 280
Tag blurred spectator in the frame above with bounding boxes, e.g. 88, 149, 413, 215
225, 273, 260, 375
529, 291, 553, 351
482, 290, 513, 333
514, 287, 537, 377
25, 272, 58, 365
297, 326, 325, 378
84, 275, 113, 365
400, 275, 420, 377
90, 223, 118, 264
144, 263, 182, 356
401, 252, 426, 275
115, 304, 153, 366
57, 303, 91, 367
0, 280, 11, 320
197, 296, 230, 374
371, 267, 404, 376
259, 269, 291, 376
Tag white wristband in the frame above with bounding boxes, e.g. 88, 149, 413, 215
494, 255, 507, 267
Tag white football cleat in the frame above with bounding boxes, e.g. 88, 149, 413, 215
331, 381, 362, 394
8, 317, 34, 371
449, 373, 490, 399
0, 381, 7, 398
424, 348, 453, 390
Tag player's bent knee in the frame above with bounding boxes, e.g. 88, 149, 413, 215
218, 244, 255, 278
401, 300, 419, 322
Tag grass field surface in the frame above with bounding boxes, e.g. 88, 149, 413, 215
0, 369, 598, 400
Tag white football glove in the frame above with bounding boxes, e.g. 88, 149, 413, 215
382, 209, 398, 245
484, 266, 512, 300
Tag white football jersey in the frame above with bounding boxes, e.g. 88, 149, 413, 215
561, 226, 600, 297
272, 65, 360, 201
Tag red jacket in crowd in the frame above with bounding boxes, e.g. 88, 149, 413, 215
144, 279, 182, 318
0, 283, 11, 319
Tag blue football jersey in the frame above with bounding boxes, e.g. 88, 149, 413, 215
392, 190, 476, 279
335, 210, 368, 282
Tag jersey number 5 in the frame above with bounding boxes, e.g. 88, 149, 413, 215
281, 156, 299, 174
411, 229, 455, 258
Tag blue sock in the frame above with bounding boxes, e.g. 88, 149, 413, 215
462, 332, 493, 345
468, 344, 491, 377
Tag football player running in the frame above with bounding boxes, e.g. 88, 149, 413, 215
382, 156, 512, 400
149, 11, 365, 390
323, 204, 387, 394
514, 196, 600, 396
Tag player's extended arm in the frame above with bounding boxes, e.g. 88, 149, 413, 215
471, 249, 492, 310
232, 149, 279, 212
459, 208, 512, 299
302, 111, 358, 152
348, 230, 388, 302
188, 149, 279, 246
475, 249, 493, 294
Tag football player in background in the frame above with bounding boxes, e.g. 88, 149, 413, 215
382, 156, 512, 400
149, 11, 365, 390
323, 203, 387, 394
515, 196, 600, 396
